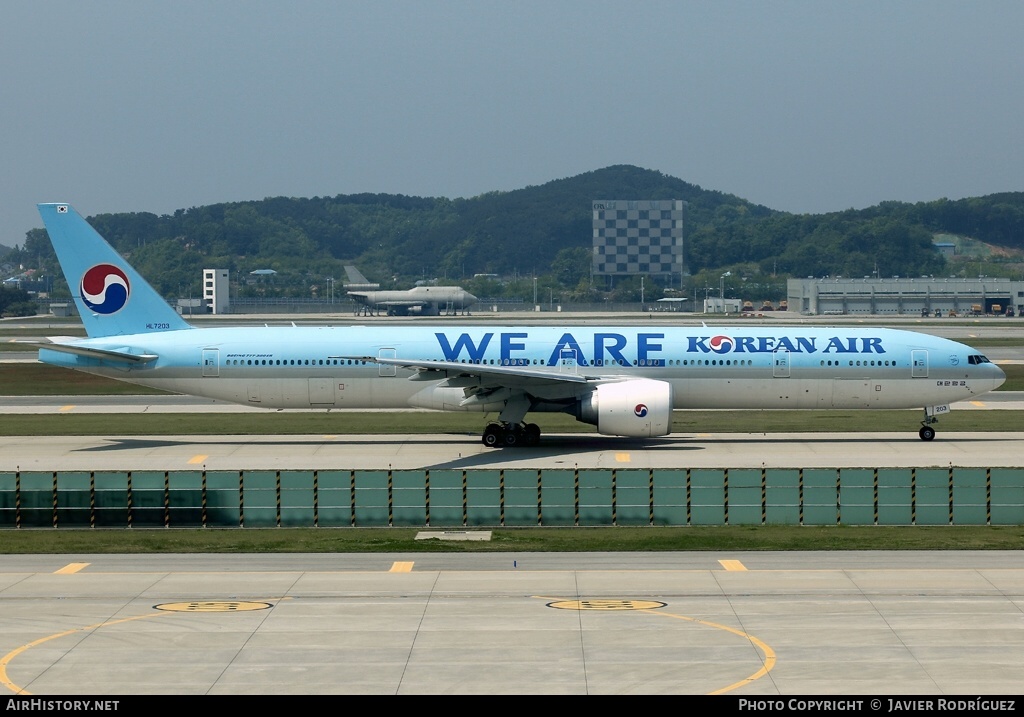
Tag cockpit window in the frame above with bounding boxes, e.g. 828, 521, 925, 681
968, 355, 992, 365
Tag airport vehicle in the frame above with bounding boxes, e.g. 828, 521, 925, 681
34, 203, 1006, 446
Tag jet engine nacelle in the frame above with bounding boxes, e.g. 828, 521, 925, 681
577, 379, 673, 437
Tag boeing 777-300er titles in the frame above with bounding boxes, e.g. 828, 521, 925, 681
35, 203, 1005, 447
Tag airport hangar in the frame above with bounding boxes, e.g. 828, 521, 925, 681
787, 276, 1024, 317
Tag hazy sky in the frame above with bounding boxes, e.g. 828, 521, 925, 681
3, 1, 1022, 247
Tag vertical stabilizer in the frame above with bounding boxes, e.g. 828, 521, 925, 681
343, 265, 370, 284
37, 203, 193, 337
343, 265, 380, 290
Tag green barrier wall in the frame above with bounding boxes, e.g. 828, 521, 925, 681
1, 467, 1022, 528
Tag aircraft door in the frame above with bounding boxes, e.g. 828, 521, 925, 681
832, 379, 871, 408
558, 347, 579, 374
202, 349, 219, 377
772, 348, 791, 378
378, 348, 397, 377
308, 378, 336, 405
911, 350, 928, 378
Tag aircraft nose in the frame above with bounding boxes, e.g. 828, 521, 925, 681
464, 292, 478, 304
993, 362, 1007, 390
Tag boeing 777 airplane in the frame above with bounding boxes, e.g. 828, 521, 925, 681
35, 203, 1005, 447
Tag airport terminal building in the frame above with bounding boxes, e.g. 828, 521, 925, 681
788, 276, 1024, 317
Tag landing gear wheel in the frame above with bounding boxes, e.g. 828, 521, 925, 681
482, 423, 503, 448
523, 423, 541, 446
503, 429, 519, 447
919, 425, 936, 441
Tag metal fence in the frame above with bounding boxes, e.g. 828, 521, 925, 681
2, 467, 1022, 528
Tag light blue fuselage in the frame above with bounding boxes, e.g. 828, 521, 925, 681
39, 324, 1006, 412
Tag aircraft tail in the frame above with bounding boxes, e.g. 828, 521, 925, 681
343, 265, 370, 284
37, 203, 193, 338
343, 265, 380, 290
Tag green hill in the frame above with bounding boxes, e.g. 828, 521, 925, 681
14, 166, 1024, 303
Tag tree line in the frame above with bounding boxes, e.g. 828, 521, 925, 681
6, 165, 1023, 304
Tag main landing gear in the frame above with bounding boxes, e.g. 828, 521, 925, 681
481, 396, 538, 448
482, 421, 541, 448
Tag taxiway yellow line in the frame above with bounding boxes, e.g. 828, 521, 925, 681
55, 563, 89, 574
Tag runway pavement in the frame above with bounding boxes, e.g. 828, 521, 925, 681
1, 551, 1022, 696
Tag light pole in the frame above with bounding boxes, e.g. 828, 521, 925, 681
720, 271, 731, 313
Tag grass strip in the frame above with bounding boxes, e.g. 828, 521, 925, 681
1, 525, 1021, 553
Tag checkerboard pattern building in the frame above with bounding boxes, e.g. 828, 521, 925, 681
592, 200, 686, 277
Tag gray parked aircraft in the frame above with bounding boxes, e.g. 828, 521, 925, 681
343, 265, 477, 316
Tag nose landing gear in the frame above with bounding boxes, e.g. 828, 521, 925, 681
919, 406, 943, 441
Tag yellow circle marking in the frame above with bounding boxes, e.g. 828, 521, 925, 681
2, 613, 165, 696
542, 596, 775, 694
548, 599, 665, 611
3, 602, 276, 694
155, 601, 271, 612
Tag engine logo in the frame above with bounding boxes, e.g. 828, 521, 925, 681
81, 263, 130, 314
634, 403, 648, 418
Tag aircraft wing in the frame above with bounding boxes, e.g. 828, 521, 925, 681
340, 355, 603, 387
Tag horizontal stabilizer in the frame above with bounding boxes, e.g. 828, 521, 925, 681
37, 340, 158, 364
